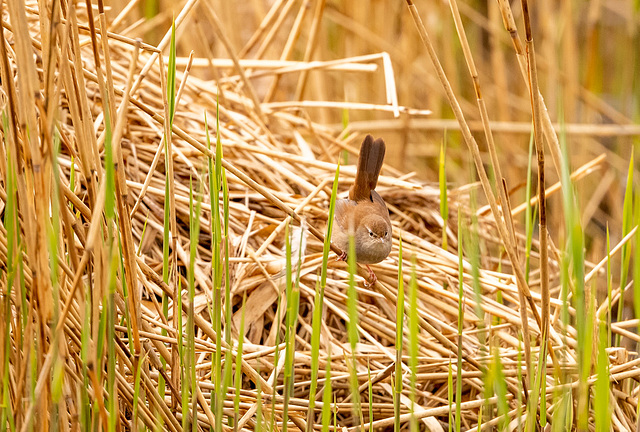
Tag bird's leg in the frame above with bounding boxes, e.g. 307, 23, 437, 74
335, 250, 348, 262
364, 265, 377, 287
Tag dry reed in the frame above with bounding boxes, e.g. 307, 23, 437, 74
0, 1, 639, 431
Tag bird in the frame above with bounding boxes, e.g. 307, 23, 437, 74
332, 134, 392, 285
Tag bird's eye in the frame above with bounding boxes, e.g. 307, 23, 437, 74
369, 231, 374, 237
384, 231, 388, 237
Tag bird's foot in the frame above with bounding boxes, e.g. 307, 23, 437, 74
335, 251, 348, 262
364, 265, 377, 287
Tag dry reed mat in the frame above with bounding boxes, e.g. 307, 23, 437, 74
0, 1, 638, 431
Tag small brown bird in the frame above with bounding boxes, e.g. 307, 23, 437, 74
332, 135, 392, 284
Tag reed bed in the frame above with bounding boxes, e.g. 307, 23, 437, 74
0, 1, 639, 431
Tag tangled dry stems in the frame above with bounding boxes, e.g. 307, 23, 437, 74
0, 1, 638, 431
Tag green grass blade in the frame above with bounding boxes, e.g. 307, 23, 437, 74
594, 318, 611, 432
283, 221, 294, 432
560, 124, 588, 430
346, 233, 362, 426
439, 135, 449, 250
1, 137, 18, 431
634, 189, 640, 337
270, 294, 284, 432
131, 353, 148, 431
455, 209, 464, 432
617, 148, 634, 344
222, 162, 234, 427
395, 237, 404, 432
321, 346, 333, 432
408, 257, 418, 432
606, 225, 612, 345
233, 293, 247, 430
188, 174, 203, 430
307, 164, 339, 428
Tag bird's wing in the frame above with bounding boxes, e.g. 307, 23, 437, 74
334, 199, 356, 230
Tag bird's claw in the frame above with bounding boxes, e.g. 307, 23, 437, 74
364, 265, 377, 287
335, 252, 377, 287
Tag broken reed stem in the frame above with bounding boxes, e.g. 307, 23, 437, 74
263, 0, 308, 103
446, 0, 529, 392
481, 153, 606, 217
4, 1, 639, 430
158, 43, 180, 408
404, 0, 538, 380
97, 0, 143, 356
293, 0, 327, 101
140, 103, 338, 252
447, 0, 518, 255
373, 280, 484, 372
496, 0, 564, 190
238, 0, 287, 58
5, 0, 53, 424
200, 1, 267, 125
129, 51, 195, 218
129, 0, 198, 98
521, 0, 552, 403
74, 30, 339, 259
338, 118, 640, 137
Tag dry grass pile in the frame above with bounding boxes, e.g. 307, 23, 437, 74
0, 1, 639, 431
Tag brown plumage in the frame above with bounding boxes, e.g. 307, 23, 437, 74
332, 135, 392, 267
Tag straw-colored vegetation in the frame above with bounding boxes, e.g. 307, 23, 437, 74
1, 0, 639, 430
